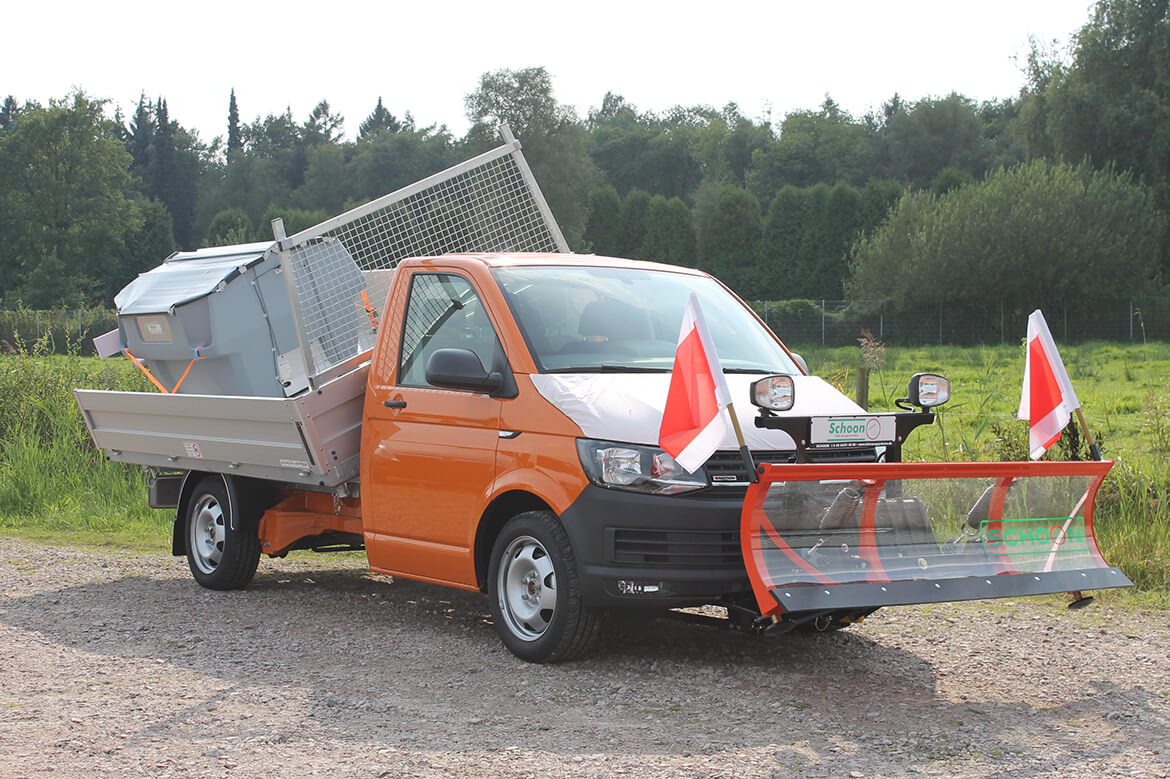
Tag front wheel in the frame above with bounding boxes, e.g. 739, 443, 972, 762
487, 511, 599, 663
184, 475, 261, 590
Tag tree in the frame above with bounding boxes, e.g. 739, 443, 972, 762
698, 185, 762, 296
747, 97, 871, 205
1019, 0, 1170, 215
347, 126, 458, 203
583, 185, 622, 255
847, 159, 1166, 338
0, 96, 17, 130
618, 189, 651, 258
359, 97, 402, 140
204, 208, 253, 246
302, 100, 344, 147
113, 199, 175, 300
145, 98, 203, 248
640, 195, 695, 266
464, 67, 598, 233
259, 205, 328, 240
298, 143, 351, 215
227, 89, 242, 162
873, 93, 992, 189
0, 92, 139, 306
126, 94, 154, 181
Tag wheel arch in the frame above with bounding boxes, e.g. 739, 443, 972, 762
474, 490, 554, 592
171, 472, 275, 556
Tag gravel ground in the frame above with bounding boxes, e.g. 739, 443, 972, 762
1, 536, 1168, 779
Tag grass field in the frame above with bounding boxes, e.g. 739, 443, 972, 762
795, 339, 1170, 600
1, 338, 1167, 604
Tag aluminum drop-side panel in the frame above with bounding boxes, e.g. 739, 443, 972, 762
75, 363, 367, 487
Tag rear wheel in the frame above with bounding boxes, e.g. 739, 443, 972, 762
488, 511, 599, 663
184, 476, 261, 590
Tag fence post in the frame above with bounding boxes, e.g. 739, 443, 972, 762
1130, 300, 1134, 341
938, 304, 942, 346
821, 300, 826, 346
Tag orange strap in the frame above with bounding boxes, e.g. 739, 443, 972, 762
124, 347, 201, 394
361, 290, 380, 330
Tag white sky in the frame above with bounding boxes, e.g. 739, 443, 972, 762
6, 1, 1093, 144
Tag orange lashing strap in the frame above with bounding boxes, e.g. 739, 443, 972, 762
124, 347, 202, 394
361, 290, 380, 330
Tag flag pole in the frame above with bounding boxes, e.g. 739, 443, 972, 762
1074, 407, 1102, 461
725, 402, 759, 483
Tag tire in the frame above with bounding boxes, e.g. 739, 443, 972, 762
487, 511, 599, 663
184, 475, 261, 590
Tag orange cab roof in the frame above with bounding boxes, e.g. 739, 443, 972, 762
403, 252, 710, 277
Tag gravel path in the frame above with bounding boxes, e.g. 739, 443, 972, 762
1, 536, 1167, 778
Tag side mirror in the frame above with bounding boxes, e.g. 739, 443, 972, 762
750, 374, 795, 412
425, 348, 504, 393
904, 373, 950, 409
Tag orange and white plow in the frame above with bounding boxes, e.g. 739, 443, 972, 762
741, 460, 1131, 619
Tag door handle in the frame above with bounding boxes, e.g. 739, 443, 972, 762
383, 399, 407, 409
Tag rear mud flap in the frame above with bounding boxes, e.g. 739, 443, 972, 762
741, 461, 1131, 617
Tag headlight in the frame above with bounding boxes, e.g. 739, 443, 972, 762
576, 439, 708, 495
750, 374, 795, 411
907, 373, 950, 408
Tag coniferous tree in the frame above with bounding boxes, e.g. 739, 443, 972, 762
358, 97, 401, 140
227, 89, 242, 162
618, 189, 651, 258
0, 96, 16, 130
126, 94, 154, 181
583, 185, 622, 255
640, 195, 695, 266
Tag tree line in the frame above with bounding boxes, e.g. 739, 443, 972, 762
1, 0, 1167, 337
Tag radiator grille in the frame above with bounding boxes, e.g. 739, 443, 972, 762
704, 448, 879, 484
610, 528, 742, 567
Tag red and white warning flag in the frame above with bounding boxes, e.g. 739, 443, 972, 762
659, 294, 733, 473
1017, 310, 1081, 460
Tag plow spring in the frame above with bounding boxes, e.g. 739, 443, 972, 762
741, 460, 1131, 619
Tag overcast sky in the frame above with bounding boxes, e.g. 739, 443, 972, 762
6, 1, 1093, 143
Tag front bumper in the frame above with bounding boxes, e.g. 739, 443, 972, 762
558, 484, 752, 609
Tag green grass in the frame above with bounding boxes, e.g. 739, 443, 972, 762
796, 340, 1170, 597
1, 338, 1168, 604
0, 338, 172, 549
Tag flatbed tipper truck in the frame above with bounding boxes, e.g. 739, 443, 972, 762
77, 131, 1131, 661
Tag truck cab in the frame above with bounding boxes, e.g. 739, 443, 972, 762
358, 252, 869, 660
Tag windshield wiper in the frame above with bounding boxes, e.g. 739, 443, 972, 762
545, 364, 670, 374
721, 368, 775, 374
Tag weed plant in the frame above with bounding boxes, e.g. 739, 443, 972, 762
0, 334, 169, 547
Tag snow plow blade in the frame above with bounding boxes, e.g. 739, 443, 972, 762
741, 460, 1131, 617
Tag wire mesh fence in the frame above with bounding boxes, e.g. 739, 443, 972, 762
0, 308, 117, 355
753, 299, 1170, 348
280, 131, 567, 383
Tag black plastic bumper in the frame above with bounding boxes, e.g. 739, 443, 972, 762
558, 484, 752, 609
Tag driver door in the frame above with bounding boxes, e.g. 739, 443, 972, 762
364, 271, 504, 587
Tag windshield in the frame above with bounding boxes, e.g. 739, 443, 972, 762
492, 265, 799, 374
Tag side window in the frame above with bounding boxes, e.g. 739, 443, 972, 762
399, 274, 500, 387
